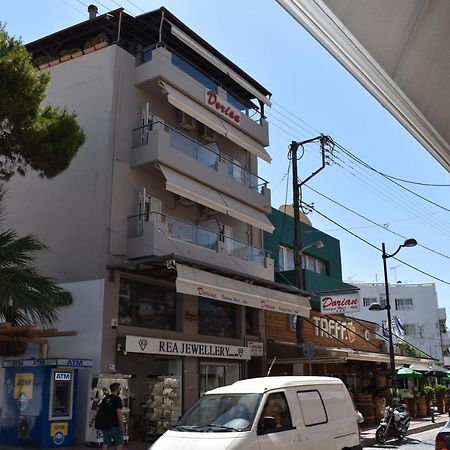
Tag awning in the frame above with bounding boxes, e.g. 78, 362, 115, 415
159, 80, 272, 162
266, 342, 438, 365
159, 164, 274, 233
170, 25, 272, 107
176, 263, 310, 317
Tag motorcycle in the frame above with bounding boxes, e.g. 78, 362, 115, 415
375, 402, 411, 444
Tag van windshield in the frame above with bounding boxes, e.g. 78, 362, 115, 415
175, 393, 262, 432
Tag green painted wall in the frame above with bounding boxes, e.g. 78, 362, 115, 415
265, 208, 356, 309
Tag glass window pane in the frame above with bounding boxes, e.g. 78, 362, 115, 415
259, 392, 292, 431
119, 279, 177, 330
286, 248, 294, 270
198, 297, 236, 337
297, 390, 327, 426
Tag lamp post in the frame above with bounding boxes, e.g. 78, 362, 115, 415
369, 238, 417, 391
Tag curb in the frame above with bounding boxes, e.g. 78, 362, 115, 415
361, 420, 446, 447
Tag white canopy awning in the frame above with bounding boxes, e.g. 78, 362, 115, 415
176, 263, 310, 317
159, 165, 274, 233
159, 80, 272, 162
170, 24, 272, 107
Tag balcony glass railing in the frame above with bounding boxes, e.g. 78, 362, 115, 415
127, 212, 271, 264
137, 43, 262, 123
131, 122, 268, 192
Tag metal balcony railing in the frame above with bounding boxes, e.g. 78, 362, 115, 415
127, 212, 271, 265
131, 122, 268, 192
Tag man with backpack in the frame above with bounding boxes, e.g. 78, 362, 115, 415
95, 383, 124, 450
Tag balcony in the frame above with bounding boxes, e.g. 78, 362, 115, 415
131, 122, 271, 213
127, 213, 274, 281
135, 46, 269, 147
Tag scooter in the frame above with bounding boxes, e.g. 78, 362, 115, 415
375, 402, 411, 444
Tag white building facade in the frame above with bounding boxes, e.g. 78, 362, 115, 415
2, 6, 312, 442
347, 282, 445, 362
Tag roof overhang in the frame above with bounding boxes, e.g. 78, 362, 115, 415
276, 0, 450, 172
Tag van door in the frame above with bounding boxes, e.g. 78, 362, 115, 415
256, 392, 299, 449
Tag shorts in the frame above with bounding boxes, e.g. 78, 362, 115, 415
102, 426, 124, 445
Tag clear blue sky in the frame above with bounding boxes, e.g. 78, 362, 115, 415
4, 1, 450, 309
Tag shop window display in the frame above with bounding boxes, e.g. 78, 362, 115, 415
119, 279, 177, 330
85, 374, 131, 444
140, 376, 181, 438
198, 297, 236, 337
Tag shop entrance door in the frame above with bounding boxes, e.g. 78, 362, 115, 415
199, 363, 239, 396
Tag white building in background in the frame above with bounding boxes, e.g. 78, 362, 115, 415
346, 282, 446, 362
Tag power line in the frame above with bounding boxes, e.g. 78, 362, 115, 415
305, 184, 450, 260
307, 203, 450, 286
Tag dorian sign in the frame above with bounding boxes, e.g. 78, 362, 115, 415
204, 89, 241, 124
320, 293, 360, 314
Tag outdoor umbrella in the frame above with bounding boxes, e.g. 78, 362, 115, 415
397, 367, 423, 378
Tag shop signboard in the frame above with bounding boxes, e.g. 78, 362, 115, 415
304, 311, 384, 353
204, 89, 241, 124
125, 336, 251, 360
247, 341, 264, 357
319, 293, 360, 314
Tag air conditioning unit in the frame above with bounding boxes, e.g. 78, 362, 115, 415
199, 124, 217, 143
177, 110, 196, 130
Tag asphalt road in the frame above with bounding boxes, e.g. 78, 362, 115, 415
364, 427, 440, 449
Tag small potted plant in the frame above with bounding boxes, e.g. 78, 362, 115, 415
416, 389, 427, 417
59, 48, 82, 61
93, 32, 108, 50
423, 386, 435, 415
435, 384, 446, 413
83, 39, 95, 54
33, 55, 52, 70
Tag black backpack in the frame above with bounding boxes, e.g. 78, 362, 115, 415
94, 398, 110, 430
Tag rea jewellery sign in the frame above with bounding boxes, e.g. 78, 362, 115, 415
320, 293, 360, 314
125, 336, 251, 361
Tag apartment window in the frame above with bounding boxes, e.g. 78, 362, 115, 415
395, 298, 414, 310
303, 254, 327, 275
278, 246, 326, 275
119, 279, 177, 330
278, 245, 294, 271
198, 297, 236, 338
404, 324, 417, 336
363, 297, 377, 307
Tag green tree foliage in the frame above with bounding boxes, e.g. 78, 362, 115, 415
0, 24, 85, 180
0, 187, 64, 328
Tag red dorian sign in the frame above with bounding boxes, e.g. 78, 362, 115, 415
205, 90, 241, 124
320, 294, 360, 314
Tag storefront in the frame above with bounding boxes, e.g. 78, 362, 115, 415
116, 335, 250, 440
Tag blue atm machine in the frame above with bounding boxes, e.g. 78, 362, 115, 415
0, 358, 92, 448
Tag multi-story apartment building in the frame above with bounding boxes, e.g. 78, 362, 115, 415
4, 6, 312, 441
347, 282, 444, 362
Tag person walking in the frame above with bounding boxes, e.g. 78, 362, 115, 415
100, 383, 124, 450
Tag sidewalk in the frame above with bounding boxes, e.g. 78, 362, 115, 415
360, 412, 449, 447
0, 416, 447, 450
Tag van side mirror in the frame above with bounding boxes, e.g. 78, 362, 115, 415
258, 416, 277, 434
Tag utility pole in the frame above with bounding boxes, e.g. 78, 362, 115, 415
290, 135, 331, 348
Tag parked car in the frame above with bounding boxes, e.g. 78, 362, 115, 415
151, 376, 361, 449
435, 420, 450, 450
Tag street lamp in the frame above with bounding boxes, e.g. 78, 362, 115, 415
301, 240, 324, 252
369, 238, 417, 391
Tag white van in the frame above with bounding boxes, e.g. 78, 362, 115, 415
151, 376, 361, 450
